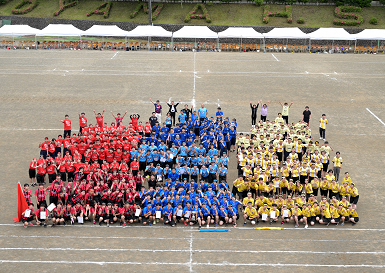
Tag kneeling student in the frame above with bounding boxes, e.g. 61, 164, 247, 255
22, 203, 35, 228
35, 203, 49, 228
243, 202, 258, 226
347, 204, 359, 226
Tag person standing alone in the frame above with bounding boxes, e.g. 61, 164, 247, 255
250, 101, 260, 126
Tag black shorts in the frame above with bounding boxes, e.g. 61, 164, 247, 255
219, 216, 226, 222
22, 217, 34, 223
350, 217, 359, 222
64, 216, 71, 222
142, 216, 149, 223
350, 195, 359, 204
29, 169, 36, 178
322, 217, 331, 223
333, 217, 341, 222
246, 216, 256, 221
322, 163, 328, 172
202, 215, 209, 221
139, 162, 146, 171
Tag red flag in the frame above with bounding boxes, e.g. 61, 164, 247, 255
13, 182, 29, 223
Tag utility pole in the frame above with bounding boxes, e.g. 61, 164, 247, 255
148, 0, 152, 25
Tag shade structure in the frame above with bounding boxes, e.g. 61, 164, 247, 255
82, 25, 129, 37
218, 27, 263, 39
37, 24, 84, 37
309, 27, 355, 40
127, 25, 172, 37
353, 29, 385, 40
263, 27, 309, 39
173, 26, 218, 39
0, 25, 40, 36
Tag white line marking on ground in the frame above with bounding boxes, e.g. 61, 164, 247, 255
0, 128, 70, 131
111, 52, 119, 59
366, 108, 385, 127
1, 247, 384, 255
189, 232, 193, 272
0, 260, 383, 268
2, 223, 385, 231
271, 54, 279, 62
192, 52, 196, 109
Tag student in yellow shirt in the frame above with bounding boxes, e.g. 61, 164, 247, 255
320, 151, 330, 178
332, 152, 343, 182
349, 183, 359, 209
338, 195, 350, 209
280, 204, 292, 225
269, 204, 280, 224
232, 176, 244, 199
279, 101, 293, 125
347, 204, 359, 226
320, 178, 330, 199
243, 202, 258, 226
329, 203, 341, 225
302, 203, 314, 228
342, 172, 352, 186
257, 203, 270, 223
339, 182, 350, 200
319, 204, 332, 226
304, 179, 313, 200
337, 203, 349, 226
319, 114, 328, 141
242, 192, 255, 208
313, 202, 322, 222
311, 177, 320, 197
291, 203, 302, 228
329, 179, 340, 200
275, 113, 284, 124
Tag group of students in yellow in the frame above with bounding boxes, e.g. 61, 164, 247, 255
233, 112, 359, 228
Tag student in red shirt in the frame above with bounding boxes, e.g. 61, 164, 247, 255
22, 203, 35, 228
93, 109, 105, 128
111, 111, 128, 127
35, 183, 47, 208
78, 112, 87, 133
60, 115, 72, 138
63, 203, 74, 226
29, 158, 37, 186
52, 202, 64, 227
39, 137, 49, 159
23, 183, 32, 204
130, 113, 140, 130
48, 139, 56, 159
46, 161, 57, 184
35, 203, 48, 227
36, 163, 47, 184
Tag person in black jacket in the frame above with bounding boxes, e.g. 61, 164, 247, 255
250, 100, 260, 126
166, 99, 181, 126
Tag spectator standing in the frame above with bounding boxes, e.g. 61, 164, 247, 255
250, 101, 260, 126
78, 112, 87, 133
198, 104, 208, 122
319, 114, 328, 141
279, 101, 293, 125
260, 100, 269, 122
302, 106, 311, 126
60, 115, 71, 138
166, 100, 180, 126
149, 98, 162, 123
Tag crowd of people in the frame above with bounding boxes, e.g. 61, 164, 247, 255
21, 100, 359, 229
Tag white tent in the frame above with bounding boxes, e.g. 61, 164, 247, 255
308, 27, 355, 40
218, 27, 263, 39
37, 24, 84, 36
0, 25, 40, 49
173, 26, 218, 39
263, 27, 309, 39
127, 25, 172, 37
82, 25, 129, 37
353, 29, 385, 40
0, 25, 40, 36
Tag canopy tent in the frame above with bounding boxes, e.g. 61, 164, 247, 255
308, 27, 355, 53
218, 27, 263, 51
218, 27, 263, 39
0, 25, 40, 49
173, 26, 218, 39
82, 25, 129, 37
263, 27, 309, 39
308, 27, 355, 40
0, 25, 40, 36
126, 25, 172, 37
262, 27, 309, 52
352, 29, 385, 52
36, 24, 84, 37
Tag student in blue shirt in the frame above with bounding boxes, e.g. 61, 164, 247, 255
182, 201, 193, 226
193, 118, 200, 136
218, 164, 228, 182
162, 203, 173, 225
218, 205, 229, 226
216, 107, 224, 121
200, 166, 209, 182
172, 203, 184, 226
191, 203, 200, 227
210, 203, 219, 227
140, 203, 153, 226
227, 204, 238, 227
229, 126, 237, 152
199, 203, 211, 228
178, 110, 187, 124
208, 161, 218, 183
198, 104, 208, 122
151, 203, 163, 225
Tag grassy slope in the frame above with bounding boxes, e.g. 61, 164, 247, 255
1, 0, 385, 28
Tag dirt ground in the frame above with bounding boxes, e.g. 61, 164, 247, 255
0, 50, 385, 272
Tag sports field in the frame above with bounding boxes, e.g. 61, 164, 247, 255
0, 50, 385, 272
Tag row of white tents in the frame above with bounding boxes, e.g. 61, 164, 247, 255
0, 24, 385, 40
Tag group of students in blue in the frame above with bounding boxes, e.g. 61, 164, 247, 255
134, 103, 242, 228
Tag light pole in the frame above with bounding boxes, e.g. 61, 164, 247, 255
148, 0, 152, 25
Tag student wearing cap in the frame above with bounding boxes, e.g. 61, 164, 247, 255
141, 203, 153, 226
199, 203, 211, 228
337, 203, 349, 226
218, 205, 229, 226
243, 202, 258, 226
